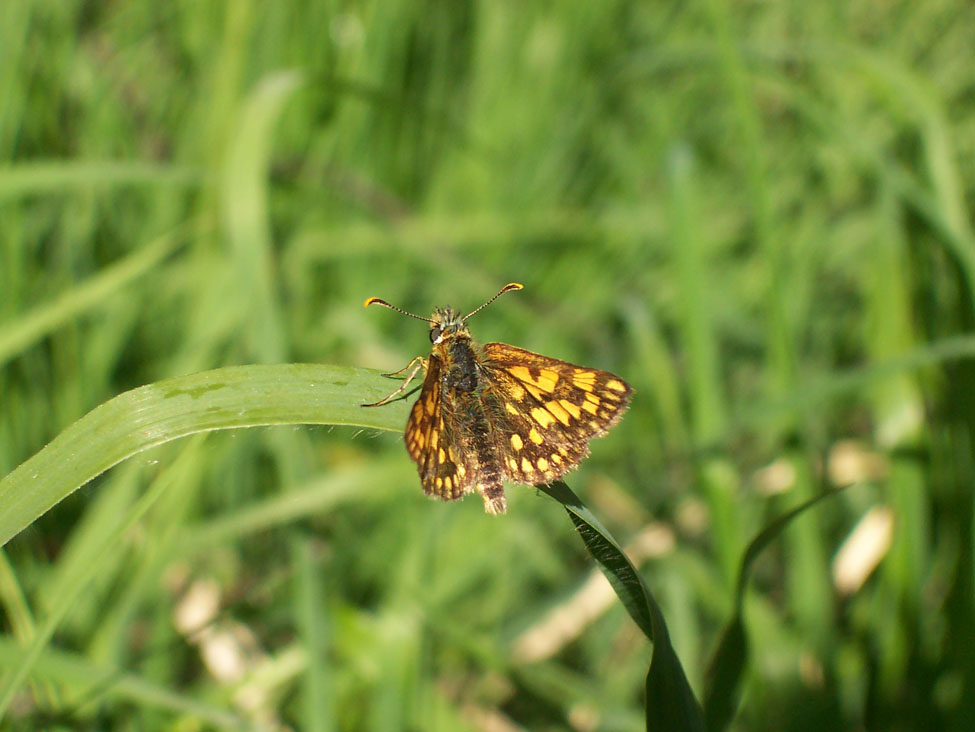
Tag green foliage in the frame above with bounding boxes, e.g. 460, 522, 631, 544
2, 0, 974, 730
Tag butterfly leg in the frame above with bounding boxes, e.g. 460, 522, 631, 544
379, 355, 425, 379
361, 356, 426, 407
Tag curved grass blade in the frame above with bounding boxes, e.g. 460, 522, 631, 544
0, 364, 410, 548
0, 364, 410, 721
540, 481, 705, 732
703, 487, 843, 730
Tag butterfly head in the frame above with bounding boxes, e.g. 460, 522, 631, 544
429, 307, 468, 344
364, 283, 524, 343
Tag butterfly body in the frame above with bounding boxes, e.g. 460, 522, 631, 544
364, 285, 632, 514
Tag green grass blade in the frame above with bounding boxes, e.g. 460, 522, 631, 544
737, 335, 975, 431
221, 70, 302, 364
0, 161, 199, 200
666, 143, 740, 587
702, 616, 746, 732
0, 228, 189, 368
540, 481, 706, 732
0, 364, 409, 547
703, 488, 843, 730
294, 537, 332, 732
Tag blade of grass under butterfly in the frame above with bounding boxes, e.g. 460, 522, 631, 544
540, 481, 705, 732
703, 488, 843, 730
0, 364, 410, 548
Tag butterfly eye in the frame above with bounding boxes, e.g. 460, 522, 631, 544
429, 325, 443, 343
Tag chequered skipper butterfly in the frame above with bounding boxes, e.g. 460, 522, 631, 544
362, 283, 633, 514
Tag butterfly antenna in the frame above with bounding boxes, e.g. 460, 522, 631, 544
463, 282, 524, 322
363, 296, 435, 322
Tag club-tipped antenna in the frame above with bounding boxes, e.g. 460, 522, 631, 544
363, 296, 435, 323
463, 282, 523, 322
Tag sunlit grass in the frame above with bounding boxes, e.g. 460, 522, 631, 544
1, 1, 973, 730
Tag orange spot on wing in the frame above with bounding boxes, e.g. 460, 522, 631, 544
559, 399, 581, 419
532, 407, 556, 429
545, 400, 572, 426
536, 369, 559, 392
509, 365, 533, 383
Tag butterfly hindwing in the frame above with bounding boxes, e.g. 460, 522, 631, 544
480, 343, 633, 484
480, 381, 591, 485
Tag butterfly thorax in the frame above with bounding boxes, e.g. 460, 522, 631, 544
430, 307, 481, 394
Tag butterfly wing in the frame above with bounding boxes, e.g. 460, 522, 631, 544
480, 343, 632, 485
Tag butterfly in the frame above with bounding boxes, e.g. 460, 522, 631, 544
362, 283, 632, 514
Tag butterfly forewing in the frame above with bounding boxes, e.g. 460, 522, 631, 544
405, 355, 482, 502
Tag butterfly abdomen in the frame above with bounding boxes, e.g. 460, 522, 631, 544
440, 337, 506, 512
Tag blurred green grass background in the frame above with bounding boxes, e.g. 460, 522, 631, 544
1, 1, 974, 730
